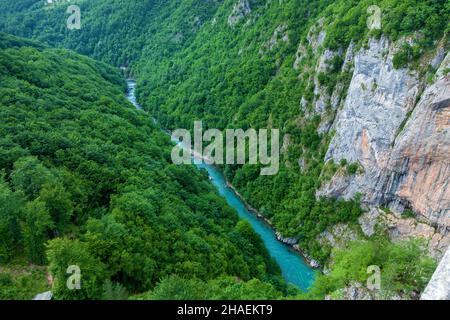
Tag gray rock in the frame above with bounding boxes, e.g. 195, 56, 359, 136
359, 208, 381, 237
319, 36, 422, 209
431, 47, 445, 70
228, 0, 251, 27
318, 223, 358, 248
421, 246, 450, 300
306, 19, 326, 53
325, 36, 420, 166
383, 52, 450, 231
33, 291, 53, 300
276, 232, 298, 246
293, 43, 307, 70
342, 42, 355, 71
260, 24, 289, 54
298, 157, 306, 171
300, 96, 308, 111
314, 49, 341, 114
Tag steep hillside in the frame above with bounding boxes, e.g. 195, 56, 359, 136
0, 0, 448, 299
140, 0, 448, 264
0, 32, 284, 299
0, 0, 221, 67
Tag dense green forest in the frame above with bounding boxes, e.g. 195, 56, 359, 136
0, 0, 446, 300
132, 238, 436, 300
134, 0, 448, 264
0, 32, 287, 299
0, 0, 447, 264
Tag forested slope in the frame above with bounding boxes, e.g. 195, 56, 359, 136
0, 0, 220, 67
0, 0, 448, 299
0, 32, 284, 299
1, 0, 447, 263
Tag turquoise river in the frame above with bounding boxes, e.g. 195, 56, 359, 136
127, 80, 316, 291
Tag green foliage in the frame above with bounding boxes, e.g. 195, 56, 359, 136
324, 0, 448, 51
0, 2, 445, 269
0, 176, 24, 263
0, 263, 49, 300
0, 0, 446, 299
306, 238, 437, 299
347, 163, 359, 175
393, 43, 422, 69
101, 280, 129, 300
22, 199, 54, 264
0, 33, 281, 299
402, 209, 416, 218
47, 238, 107, 300
131, 275, 284, 300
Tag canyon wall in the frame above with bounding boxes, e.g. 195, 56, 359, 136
319, 39, 449, 239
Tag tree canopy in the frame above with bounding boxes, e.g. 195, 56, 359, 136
0, 33, 283, 299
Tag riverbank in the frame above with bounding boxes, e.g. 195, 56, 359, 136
165, 121, 320, 269
172, 124, 322, 269
126, 80, 317, 289
224, 181, 321, 269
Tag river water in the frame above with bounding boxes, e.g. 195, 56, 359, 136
126, 80, 316, 291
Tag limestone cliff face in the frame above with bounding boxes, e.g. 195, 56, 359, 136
318, 37, 449, 234
382, 57, 450, 232
320, 37, 421, 202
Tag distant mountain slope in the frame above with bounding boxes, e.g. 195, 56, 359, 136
0, 0, 221, 67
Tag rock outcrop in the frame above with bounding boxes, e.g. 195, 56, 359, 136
228, 0, 251, 27
317, 223, 358, 249
33, 291, 53, 300
260, 24, 289, 54
381, 211, 449, 259
382, 54, 450, 232
421, 246, 450, 300
319, 36, 449, 233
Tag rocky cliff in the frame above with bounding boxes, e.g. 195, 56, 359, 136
2, 0, 447, 299
384, 56, 449, 232
318, 36, 449, 257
